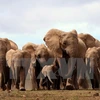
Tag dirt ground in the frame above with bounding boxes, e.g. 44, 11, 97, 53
0, 90, 100, 100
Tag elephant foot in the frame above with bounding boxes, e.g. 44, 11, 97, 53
20, 88, 26, 91
20, 86, 26, 91
40, 86, 44, 90
2, 85, 6, 91
66, 85, 75, 90
78, 79, 89, 89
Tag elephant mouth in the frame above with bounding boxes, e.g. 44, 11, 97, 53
62, 48, 70, 59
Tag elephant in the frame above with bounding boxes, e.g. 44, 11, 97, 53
0, 38, 12, 90
40, 57, 65, 90
6, 49, 31, 91
31, 44, 57, 90
22, 42, 39, 90
85, 47, 100, 89
78, 33, 100, 48
43, 28, 89, 90
22, 43, 61, 90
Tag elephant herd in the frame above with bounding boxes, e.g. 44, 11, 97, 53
0, 29, 100, 92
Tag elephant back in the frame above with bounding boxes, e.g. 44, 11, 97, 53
9, 40, 18, 50
0, 39, 8, 57
22, 42, 38, 55
78, 33, 96, 48
0, 38, 11, 51
6, 49, 16, 68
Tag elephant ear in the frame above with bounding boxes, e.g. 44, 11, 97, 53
78, 33, 95, 48
44, 29, 65, 57
71, 29, 78, 38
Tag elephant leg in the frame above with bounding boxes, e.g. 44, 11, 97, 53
19, 68, 25, 91
14, 67, 20, 89
0, 72, 2, 89
73, 69, 79, 90
65, 58, 76, 90
30, 67, 37, 90
66, 78, 75, 90
60, 77, 65, 90
91, 74, 99, 89
78, 65, 89, 89
6, 79, 12, 91
66, 69, 76, 90
39, 77, 44, 90
6, 67, 12, 91
0, 72, 6, 91
94, 68, 100, 89
47, 77, 50, 90
56, 75, 60, 90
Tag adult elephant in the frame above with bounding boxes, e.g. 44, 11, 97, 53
85, 47, 100, 89
44, 29, 89, 90
0, 38, 11, 90
0, 38, 18, 91
6, 49, 31, 91
22, 42, 39, 90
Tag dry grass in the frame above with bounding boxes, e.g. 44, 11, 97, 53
0, 90, 100, 100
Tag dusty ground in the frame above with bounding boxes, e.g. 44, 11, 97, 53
0, 90, 100, 100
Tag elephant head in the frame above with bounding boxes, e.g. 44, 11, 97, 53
35, 44, 51, 63
44, 29, 66, 57
60, 30, 79, 57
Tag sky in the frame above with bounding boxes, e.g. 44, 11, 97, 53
0, 0, 100, 49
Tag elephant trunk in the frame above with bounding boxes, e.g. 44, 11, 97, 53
47, 73, 53, 84
65, 58, 76, 78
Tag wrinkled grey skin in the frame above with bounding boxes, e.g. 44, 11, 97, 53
85, 47, 100, 89
6, 49, 31, 91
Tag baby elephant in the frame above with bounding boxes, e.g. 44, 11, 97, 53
39, 65, 54, 90
39, 64, 61, 90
